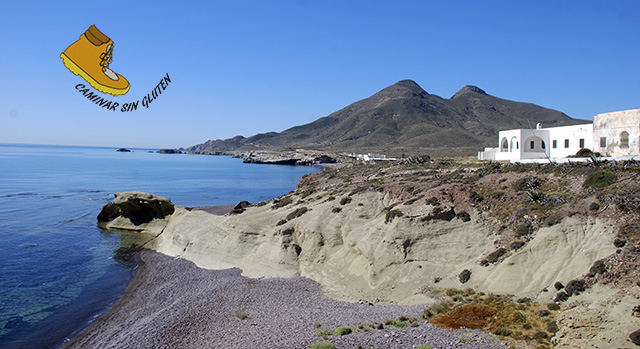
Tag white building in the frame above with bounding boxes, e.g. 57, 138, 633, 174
478, 108, 640, 161
592, 109, 640, 157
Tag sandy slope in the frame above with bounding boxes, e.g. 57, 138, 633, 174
143, 191, 616, 309
98, 161, 640, 347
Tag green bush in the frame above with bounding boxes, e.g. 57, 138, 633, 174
392, 320, 407, 328
459, 269, 472, 284
272, 196, 293, 209
314, 329, 333, 338
583, 169, 616, 188
309, 342, 336, 349
574, 148, 594, 157
334, 327, 352, 336
416, 345, 434, 349
286, 207, 308, 220
422, 303, 451, 319
515, 224, 533, 237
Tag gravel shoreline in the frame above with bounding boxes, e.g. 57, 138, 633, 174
66, 250, 508, 348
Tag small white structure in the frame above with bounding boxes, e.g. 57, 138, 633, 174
478, 108, 640, 161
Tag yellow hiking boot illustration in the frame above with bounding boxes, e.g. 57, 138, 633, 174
60, 25, 130, 96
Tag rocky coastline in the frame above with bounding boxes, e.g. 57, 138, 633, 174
189, 149, 344, 166
79, 159, 640, 347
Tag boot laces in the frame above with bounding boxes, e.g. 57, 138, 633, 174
99, 44, 114, 70
99, 44, 119, 81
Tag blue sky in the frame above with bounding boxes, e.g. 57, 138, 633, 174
1, 1, 639, 148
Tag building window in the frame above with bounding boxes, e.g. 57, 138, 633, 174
621, 131, 629, 148
541, 141, 546, 149
552, 140, 557, 148
530, 141, 535, 149
564, 139, 569, 148
579, 139, 585, 148
600, 137, 606, 148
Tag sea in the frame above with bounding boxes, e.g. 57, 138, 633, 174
0, 143, 318, 348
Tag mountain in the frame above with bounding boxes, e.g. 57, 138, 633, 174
188, 80, 589, 156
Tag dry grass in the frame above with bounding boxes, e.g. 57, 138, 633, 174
425, 288, 559, 344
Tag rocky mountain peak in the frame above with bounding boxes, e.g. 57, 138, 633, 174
375, 79, 428, 98
451, 85, 488, 99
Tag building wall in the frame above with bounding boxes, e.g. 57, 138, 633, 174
593, 109, 640, 157
547, 124, 593, 158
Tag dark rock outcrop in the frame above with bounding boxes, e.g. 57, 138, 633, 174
98, 192, 175, 228
116, 148, 131, 152
156, 149, 182, 154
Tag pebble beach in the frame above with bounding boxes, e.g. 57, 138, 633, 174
66, 250, 507, 348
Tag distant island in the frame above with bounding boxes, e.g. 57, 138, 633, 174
156, 149, 182, 154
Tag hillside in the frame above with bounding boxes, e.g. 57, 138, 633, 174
97, 159, 640, 347
188, 80, 589, 156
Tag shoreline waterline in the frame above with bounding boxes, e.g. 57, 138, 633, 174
0, 144, 319, 347
65, 249, 506, 348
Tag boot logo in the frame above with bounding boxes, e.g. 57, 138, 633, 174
61, 25, 129, 95
61, 25, 171, 112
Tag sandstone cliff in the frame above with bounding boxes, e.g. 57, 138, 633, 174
99, 159, 640, 347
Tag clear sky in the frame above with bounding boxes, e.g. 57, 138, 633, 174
1, 1, 638, 149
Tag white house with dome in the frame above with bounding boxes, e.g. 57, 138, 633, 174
478, 108, 640, 161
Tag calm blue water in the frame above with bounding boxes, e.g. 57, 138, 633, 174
0, 143, 318, 348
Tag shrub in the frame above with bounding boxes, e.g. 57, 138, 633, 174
276, 219, 287, 226
334, 327, 352, 336
544, 214, 561, 226
547, 321, 559, 333
416, 345, 434, 349
537, 309, 550, 317
531, 331, 548, 340
583, 169, 616, 188
547, 303, 561, 311
614, 238, 627, 248
426, 197, 439, 206
554, 291, 569, 302
589, 201, 600, 211
574, 148, 594, 157
587, 259, 607, 277
272, 196, 293, 209
493, 326, 512, 337
300, 187, 315, 199
314, 329, 333, 338
392, 320, 407, 328
286, 207, 308, 220
459, 269, 472, 284
510, 241, 525, 250
384, 209, 403, 223
309, 342, 336, 349
456, 211, 471, 222
430, 303, 496, 329
515, 224, 533, 237
339, 197, 352, 205
565, 279, 586, 296
554, 282, 564, 290
512, 312, 527, 323
331, 207, 342, 213
423, 303, 450, 319
481, 248, 507, 266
